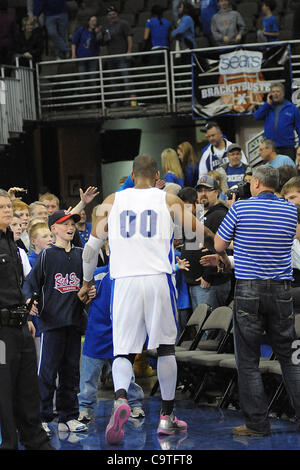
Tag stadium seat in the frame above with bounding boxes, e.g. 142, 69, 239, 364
123, 0, 145, 14
148, 303, 212, 396
137, 11, 152, 27
195, 36, 210, 49
280, 12, 294, 29
236, 2, 259, 17
218, 315, 300, 412
147, 0, 169, 10
119, 13, 136, 26
280, 30, 294, 40
175, 306, 233, 400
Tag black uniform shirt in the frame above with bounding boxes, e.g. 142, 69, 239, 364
0, 227, 24, 308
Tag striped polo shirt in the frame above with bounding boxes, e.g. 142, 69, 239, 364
217, 192, 297, 280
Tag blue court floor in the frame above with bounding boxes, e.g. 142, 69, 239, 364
48, 396, 300, 451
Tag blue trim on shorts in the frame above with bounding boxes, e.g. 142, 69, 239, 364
166, 273, 178, 328
110, 278, 115, 322
168, 233, 174, 268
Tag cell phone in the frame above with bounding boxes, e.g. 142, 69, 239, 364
269, 94, 273, 101
15, 189, 27, 198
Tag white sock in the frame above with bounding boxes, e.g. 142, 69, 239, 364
112, 357, 133, 395
157, 355, 177, 401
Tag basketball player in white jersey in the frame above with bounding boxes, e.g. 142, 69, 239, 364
78, 154, 218, 445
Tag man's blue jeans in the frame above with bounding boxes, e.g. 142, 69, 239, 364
189, 280, 231, 311
78, 355, 144, 412
45, 13, 69, 59
233, 279, 300, 432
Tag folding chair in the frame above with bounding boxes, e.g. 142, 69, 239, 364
175, 306, 234, 401
148, 303, 212, 396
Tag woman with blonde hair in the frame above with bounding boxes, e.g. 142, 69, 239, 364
177, 141, 199, 187
161, 148, 184, 187
16, 15, 43, 64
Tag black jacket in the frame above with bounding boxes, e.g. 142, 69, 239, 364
0, 228, 25, 308
17, 27, 44, 63
181, 202, 231, 286
23, 244, 85, 333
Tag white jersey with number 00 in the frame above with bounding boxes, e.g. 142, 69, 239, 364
108, 188, 175, 278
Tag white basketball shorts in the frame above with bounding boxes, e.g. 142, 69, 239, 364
111, 273, 178, 356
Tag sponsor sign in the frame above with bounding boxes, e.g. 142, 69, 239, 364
193, 45, 291, 118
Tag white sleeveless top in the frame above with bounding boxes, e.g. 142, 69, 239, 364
108, 188, 175, 278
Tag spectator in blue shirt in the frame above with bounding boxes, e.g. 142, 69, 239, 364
71, 15, 101, 103
254, 82, 300, 161
257, 0, 279, 43
144, 5, 172, 51
144, 5, 172, 68
259, 139, 296, 169
171, 1, 196, 51
200, 0, 219, 44
34, 0, 69, 59
215, 164, 300, 437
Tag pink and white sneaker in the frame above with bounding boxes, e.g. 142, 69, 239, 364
105, 398, 131, 445
157, 412, 187, 435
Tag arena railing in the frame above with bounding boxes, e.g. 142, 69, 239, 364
35, 39, 300, 120
36, 48, 171, 119
0, 80, 9, 146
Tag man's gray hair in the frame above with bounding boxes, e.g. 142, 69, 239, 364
29, 200, 47, 215
0, 189, 10, 199
252, 165, 279, 190
271, 82, 285, 94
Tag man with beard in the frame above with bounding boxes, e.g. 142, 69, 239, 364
179, 176, 232, 311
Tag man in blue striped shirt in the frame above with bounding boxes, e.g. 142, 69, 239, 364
215, 165, 300, 437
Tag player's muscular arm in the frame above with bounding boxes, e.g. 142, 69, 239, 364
165, 193, 215, 251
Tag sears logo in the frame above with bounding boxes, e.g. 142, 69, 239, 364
219, 50, 263, 75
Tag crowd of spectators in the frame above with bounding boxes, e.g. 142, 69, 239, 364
1, 0, 299, 69
3, 0, 300, 449
3, 101, 300, 443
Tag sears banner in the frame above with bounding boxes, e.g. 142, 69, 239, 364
192, 45, 291, 119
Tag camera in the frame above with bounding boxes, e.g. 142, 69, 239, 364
226, 181, 251, 200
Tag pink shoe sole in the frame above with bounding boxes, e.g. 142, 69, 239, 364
105, 403, 131, 445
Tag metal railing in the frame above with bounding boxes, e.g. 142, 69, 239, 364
0, 59, 37, 145
14, 57, 37, 121
37, 49, 172, 117
0, 80, 9, 146
36, 39, 300, 120
2, 39, 300, 142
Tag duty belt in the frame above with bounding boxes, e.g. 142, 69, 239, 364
0, 306, 29, 327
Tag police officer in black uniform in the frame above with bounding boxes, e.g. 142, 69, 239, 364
0, 189, 52, 450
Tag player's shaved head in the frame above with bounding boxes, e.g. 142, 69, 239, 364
133, 154, 158, 179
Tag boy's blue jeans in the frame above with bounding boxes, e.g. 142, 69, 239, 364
78, 354, 144, 412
